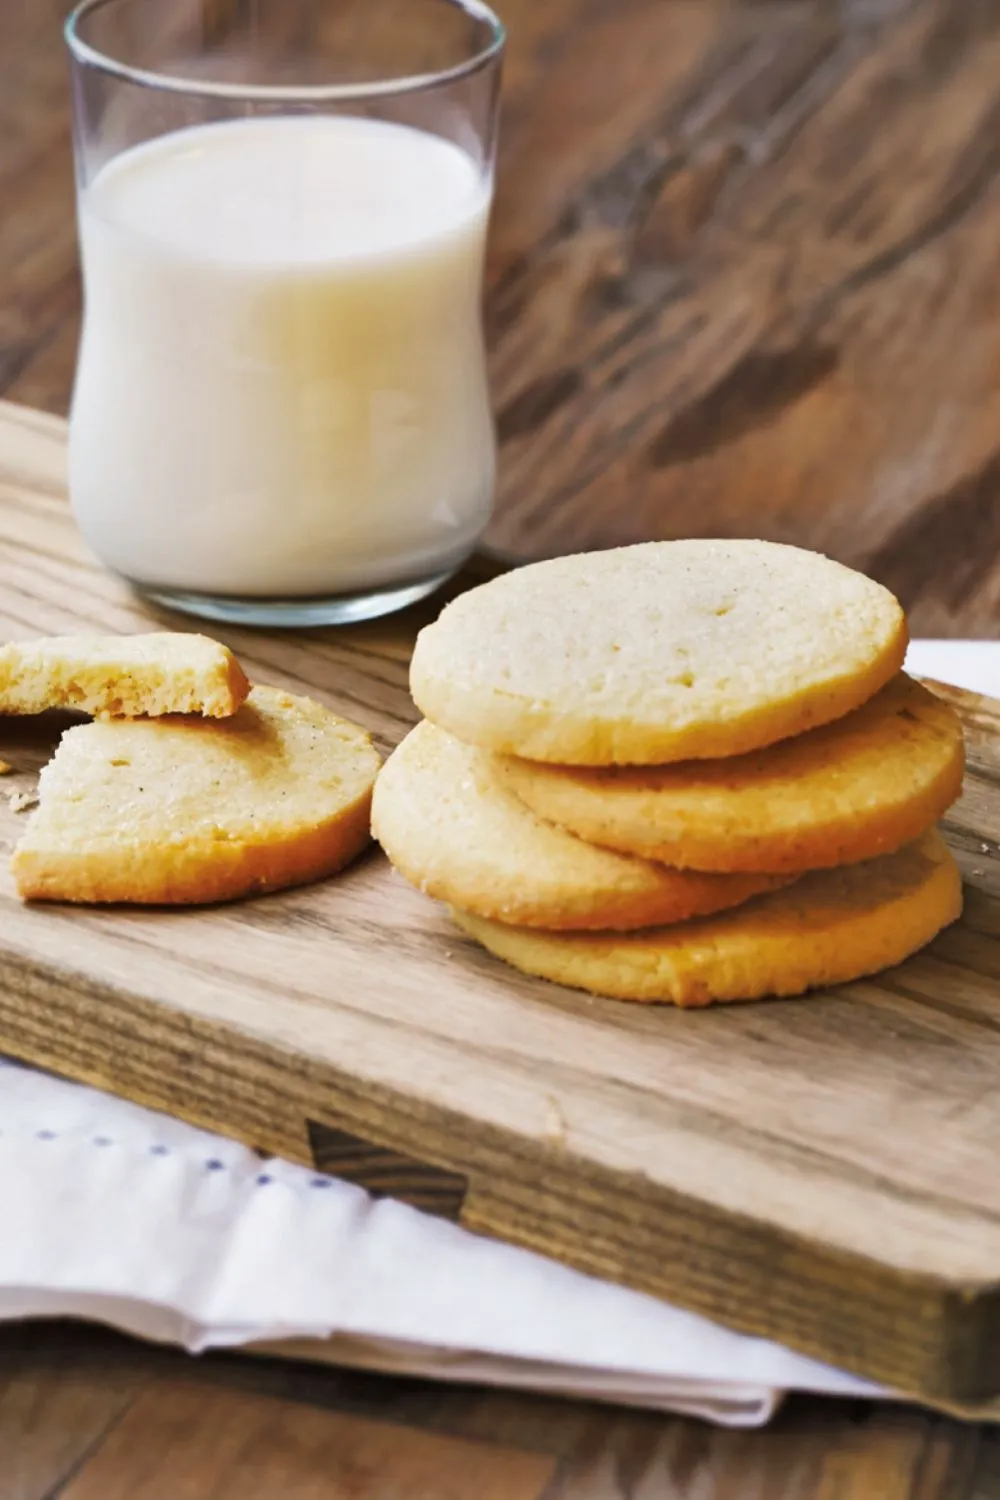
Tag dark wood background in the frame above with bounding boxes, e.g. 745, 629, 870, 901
3, 0, 1000, 1494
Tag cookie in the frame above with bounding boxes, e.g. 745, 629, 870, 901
452, 831, 962, 1006
0, 633, 250, 718
497, 675, 965, 873
410, 541, 907, 765
372, 720, 784, 930
11, 686, 379, 904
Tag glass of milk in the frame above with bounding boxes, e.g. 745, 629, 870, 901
64, 0, 503, 625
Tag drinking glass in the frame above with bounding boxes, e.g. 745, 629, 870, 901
65, 0, 504, 625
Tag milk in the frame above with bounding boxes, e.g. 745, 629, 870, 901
69, 116, 495, 599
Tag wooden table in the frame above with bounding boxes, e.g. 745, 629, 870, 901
2, 0, 999, 1494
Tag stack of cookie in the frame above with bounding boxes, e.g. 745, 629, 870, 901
372, 540, 965, 1007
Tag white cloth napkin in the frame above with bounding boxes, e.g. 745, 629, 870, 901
0, 639, 989, 1427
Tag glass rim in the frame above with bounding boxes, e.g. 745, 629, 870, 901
64, 0, 505, 102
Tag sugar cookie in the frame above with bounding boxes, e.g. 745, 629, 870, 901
452, 832, 961, 1005
372, 720, 783, 929
497, 675, 964, 872
0, 633, 250, 718
410, 541, 906, 764
11, 686, 379, 904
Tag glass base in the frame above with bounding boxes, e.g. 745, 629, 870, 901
137, 564, 462, 627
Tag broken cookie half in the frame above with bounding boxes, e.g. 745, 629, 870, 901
11, 686, 380, 905
0, 633, 250, 719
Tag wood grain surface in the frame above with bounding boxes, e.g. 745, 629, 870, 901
4, 1, 1000, 1494
0, 398, 998, 1408
11, 1320, 1000, 1500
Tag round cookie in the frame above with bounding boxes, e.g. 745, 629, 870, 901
496, 674, 965, 873
410, 541, 907, 765
372, 720, 786, 930
452, 830, 962, 1006
11, 685, 380, 904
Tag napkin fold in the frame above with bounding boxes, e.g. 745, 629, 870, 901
0, 1057, 880, 1428
0, 639, 990, 1427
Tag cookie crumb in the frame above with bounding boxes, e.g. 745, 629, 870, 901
8, 790, 38, 813
544, 1096, 567, 1147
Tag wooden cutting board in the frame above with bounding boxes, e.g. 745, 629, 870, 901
2, 401, 1000, 1404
